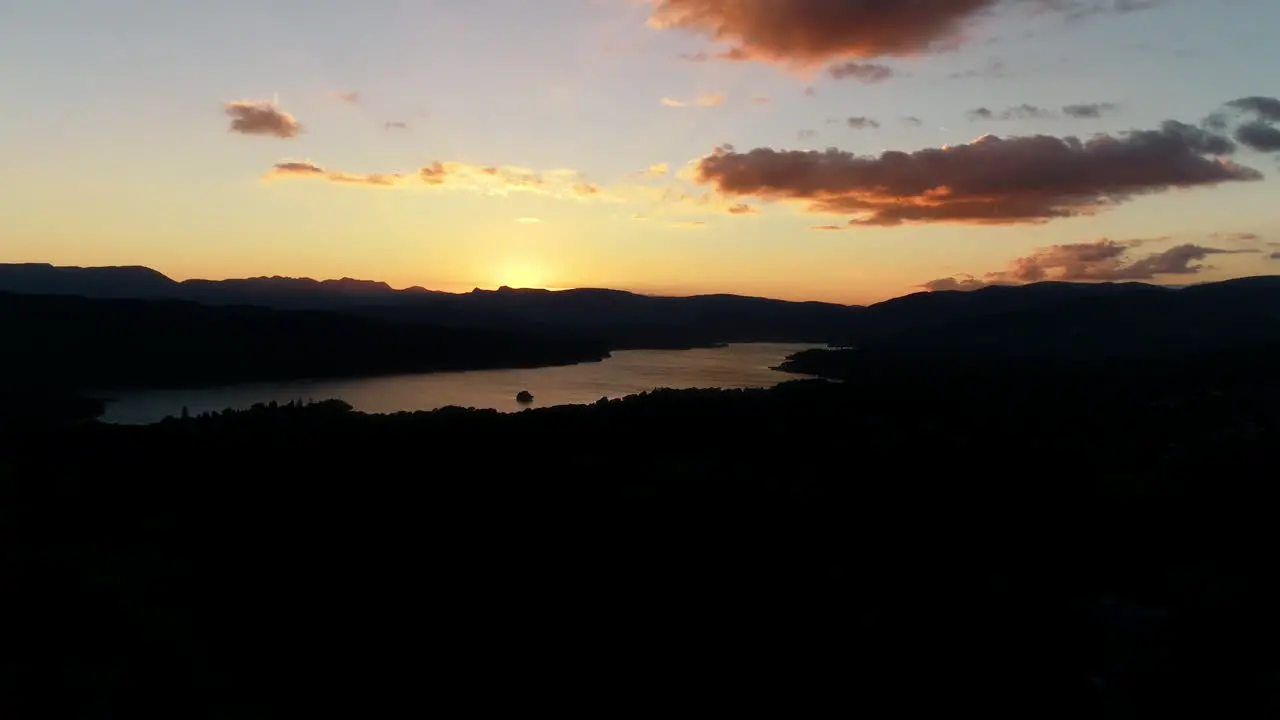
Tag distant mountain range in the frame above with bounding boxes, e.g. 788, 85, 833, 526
5, 262, 1280, 356
0, 263, 862, 348
780, 274, 1280, 379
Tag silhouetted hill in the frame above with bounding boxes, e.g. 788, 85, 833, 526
0, 263, 177, 299
0, 291, 610, 392
783, 275, 1280, 378
0, 263, 863, 348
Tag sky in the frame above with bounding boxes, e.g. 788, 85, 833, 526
2, 0, 1279, 304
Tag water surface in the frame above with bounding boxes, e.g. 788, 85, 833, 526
101, 343, 820, 424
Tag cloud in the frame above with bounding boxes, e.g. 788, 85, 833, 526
1234, 122, 1280, 152
691, 120, 1260, 226
224, 100, 303, 139
266, 159, 605, 200
901, 116, 924, 126
1211, 231, 1262, 245
1063, 102, 1119, 118
922, 237, 1256, 289
671, 220, 708, 228
1271, 252, 1280, 260
921, 275, 990, 291
637, 162, 671, 178
515, 217, 542, 224
968, 104, 1055, 121
949, 58, 1007, 80
679, 51, 710, 62
797, 129, 818, 140
336, 91, 360, 105
645, 0, 1009, 66
661, 92, 726, 107
804, 86, 817, 97
265, 161, 406, 187
751, 96, 771, 104
809, 225, 848, 231
384, 120, 409, 130
727, 203, 759, 215
1202, 97, 1280, 153
847, 117, 881, 130
1050, 0, 1169, 22
971, 102, 1119, 121
827, 61, 899, 83
1226, 96, 1280, 123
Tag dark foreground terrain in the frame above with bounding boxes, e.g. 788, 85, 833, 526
4, 350, 1280, 716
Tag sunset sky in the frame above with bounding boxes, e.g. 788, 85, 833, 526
3, 0, 1279, 304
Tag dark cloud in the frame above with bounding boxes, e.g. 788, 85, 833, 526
847, 117, 880, 130
968, 104, 1054, 121
1202, 97, 1280, 153
1271, 252, 1280, 260
224, 100, 303, 139
727, 203, 759, 215
901, 116, 924, 126
827, 61, 899, 83
1235, 122, 1280, 153
1226, 96, 1280, 123
646, 1, 1166, 67
1159, 119, 1238, 156
949, 58, 1007, 80
1062, 102, 1119, 118
923, 237, 1256, 290
1049, 0, 1168, 21
692, 121, 1259, 227
647, 0, 1005, 65
809, 225, 848, 231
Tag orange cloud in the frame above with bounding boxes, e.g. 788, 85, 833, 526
693, 121, 1261, 226
225, 100, 302, 139
637, 162, 671, 178
661, 92, 726, 108
922, 237, 1259, 290
265, 160, 604, 200
265, 161, 406, 187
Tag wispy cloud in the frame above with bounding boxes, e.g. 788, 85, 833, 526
336, 91, 360, 105
661, 92, 726, 108
265, 159, 604, 200
515, 217, 542, 224
827, 61, 900, 83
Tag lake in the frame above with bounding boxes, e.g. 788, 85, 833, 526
100, 343, 822, 424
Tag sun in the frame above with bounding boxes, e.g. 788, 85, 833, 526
493, 263, 548, 290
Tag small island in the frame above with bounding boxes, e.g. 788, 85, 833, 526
516, 390, 534, 404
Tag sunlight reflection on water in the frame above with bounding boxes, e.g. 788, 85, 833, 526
100, 343, 822, 424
